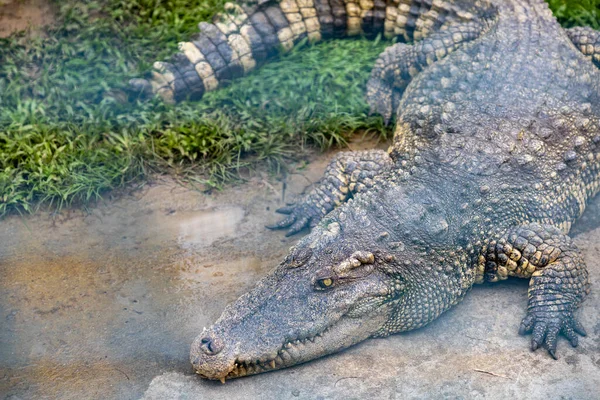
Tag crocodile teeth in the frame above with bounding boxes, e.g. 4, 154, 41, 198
280, 349, 293, 362
220, 377, 226, 384
225, 330, 332, 380
286, 344, 301, 359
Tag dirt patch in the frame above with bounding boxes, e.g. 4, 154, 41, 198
0, 0, 56, 38
0, 135, 390, 399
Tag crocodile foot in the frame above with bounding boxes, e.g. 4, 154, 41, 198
519, 306, 586, 359
266, 201, 323, 237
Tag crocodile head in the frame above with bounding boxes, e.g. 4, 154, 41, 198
190, 186, 462, 382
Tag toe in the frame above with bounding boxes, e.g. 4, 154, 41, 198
572, 319, 587, 336
519, 314, 535, 335
544, 324, 560, 359
531, 322, 547, 351
266, 214, 296, 230
275, 205, 295, 215
563, 325, 579, 347
286, 216, 310, 237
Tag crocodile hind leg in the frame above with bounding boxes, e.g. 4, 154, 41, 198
367, 21, 489, 124
565, 26, 600, 69
267, 149, 393, 236
481, 223, 590, 358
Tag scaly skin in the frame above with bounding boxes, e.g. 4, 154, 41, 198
266, 149, 394, 235
135, 0, 599, 382
566, 26, 600, 69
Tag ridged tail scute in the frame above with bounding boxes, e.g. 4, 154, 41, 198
131, 0, 496, 103
314, 0, 346, 38
132, 0, 324, 103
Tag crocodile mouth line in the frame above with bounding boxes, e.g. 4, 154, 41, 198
198, 326, 332, 383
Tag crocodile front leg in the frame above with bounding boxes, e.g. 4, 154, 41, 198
481, 223, 590, 358
566, 26, 600, 69
367, 21, 490, 124
267, 149, 393, 236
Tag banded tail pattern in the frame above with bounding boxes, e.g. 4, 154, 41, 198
130, 0, 493, 103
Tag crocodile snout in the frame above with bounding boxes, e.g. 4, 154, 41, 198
190, 332, 235, 382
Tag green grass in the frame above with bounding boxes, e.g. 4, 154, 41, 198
548, 0, 600, 29
0, 0, 598, 215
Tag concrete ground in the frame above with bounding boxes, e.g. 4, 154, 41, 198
1, 136, 599, 400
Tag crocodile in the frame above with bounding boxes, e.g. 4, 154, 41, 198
132, 0, 600, 382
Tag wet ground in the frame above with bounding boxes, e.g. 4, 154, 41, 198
1, 135, 599, 400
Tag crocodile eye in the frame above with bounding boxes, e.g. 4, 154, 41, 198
315, 277, 334, 290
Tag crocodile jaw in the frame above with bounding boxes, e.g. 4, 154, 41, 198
190, 311, 388, 382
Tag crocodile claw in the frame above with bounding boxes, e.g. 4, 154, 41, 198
266, 201, 323, 237
275, 205, 296, 215
519, 308, 585, 359
265, 214, 297, 230
266, 214, 311, 237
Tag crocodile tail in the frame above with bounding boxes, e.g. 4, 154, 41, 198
130, 0, 491, 103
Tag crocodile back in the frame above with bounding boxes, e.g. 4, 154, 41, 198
392, 0, 600, 230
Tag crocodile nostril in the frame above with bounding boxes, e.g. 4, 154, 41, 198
199, 336, 223, 355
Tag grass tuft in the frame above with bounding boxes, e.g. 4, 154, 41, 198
0, 0, 597, 215
547, 0, 600, 29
